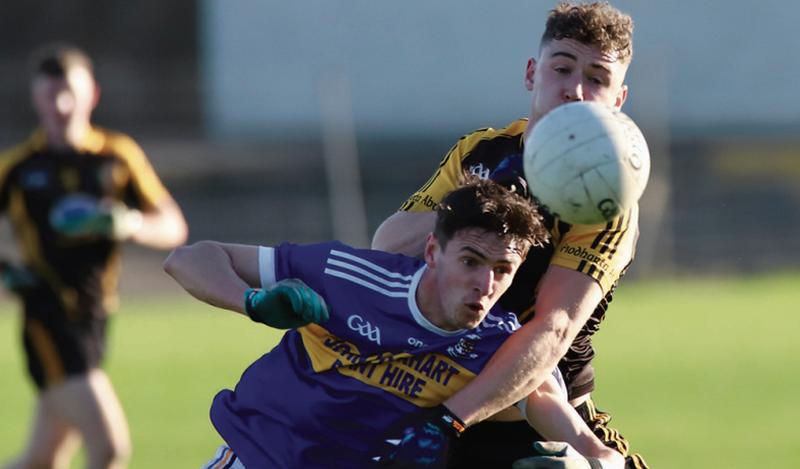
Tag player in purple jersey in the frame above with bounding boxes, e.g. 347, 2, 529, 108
164, 180, 624, 469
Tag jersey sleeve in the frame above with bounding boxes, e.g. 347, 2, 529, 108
104, 131, 170, 210
257, 241, 344, 297
550, 205, 639, 294
398, 134, 477, 212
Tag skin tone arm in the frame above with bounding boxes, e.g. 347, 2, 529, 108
445, 265, 603, 425
129, 195, 188, 250
524, 375, 625, 468
371, 211, 436, 257
162, 241, 260, 314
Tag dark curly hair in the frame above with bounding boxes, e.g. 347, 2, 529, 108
434, 176, 549, 257
542, 2, 634, 63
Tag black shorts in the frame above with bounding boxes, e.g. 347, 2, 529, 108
447, 400, 649, 469
22, 304, 109, 391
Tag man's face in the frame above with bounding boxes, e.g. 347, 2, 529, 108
31, 66, 98, 143
424, 228, 526, 331
525, 38, 629, 125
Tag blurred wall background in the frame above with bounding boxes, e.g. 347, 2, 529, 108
0, 0, 798, 287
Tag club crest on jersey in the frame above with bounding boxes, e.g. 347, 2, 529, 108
447, 333, 482, 360
347, 314, 382, 345
467, 163, 491, 180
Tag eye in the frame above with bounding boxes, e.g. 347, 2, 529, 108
462, 257, 478, 267
586, 74, 610, 87
493, 265, 512, 276
554, 66, 571, 75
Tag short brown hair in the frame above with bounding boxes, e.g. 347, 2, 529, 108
434, 177, 549, 257
29, 43, 94, 79
541, 2, 634, 63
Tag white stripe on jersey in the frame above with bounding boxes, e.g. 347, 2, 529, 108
326, 259, 412, 290
329, 249, 414, 281
324, 268, 409, 298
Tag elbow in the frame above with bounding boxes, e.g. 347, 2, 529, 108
529, 309, 575, 358
162, 240, 210, 278
163, 245, 187, 278
551, 312, 576, 355
371, 219, 395, 251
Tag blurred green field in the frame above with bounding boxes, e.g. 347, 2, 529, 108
1, 273, 799, 468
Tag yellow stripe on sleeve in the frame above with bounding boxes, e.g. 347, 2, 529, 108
99, 129, 170, 210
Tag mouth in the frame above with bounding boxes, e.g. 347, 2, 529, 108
465, 302, 484, 315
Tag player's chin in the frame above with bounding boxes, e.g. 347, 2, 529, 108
459, 307, 485, 329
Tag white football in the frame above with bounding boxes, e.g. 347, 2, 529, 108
523, 101, 650, 224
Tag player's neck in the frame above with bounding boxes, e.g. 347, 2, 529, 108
415, 270, 446, 329
45, 121, 91, 152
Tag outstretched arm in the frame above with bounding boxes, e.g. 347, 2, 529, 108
518, 375, 625, 468
163, 241, 259, 314
444, 266, 602, 425
164, 241, 329, 328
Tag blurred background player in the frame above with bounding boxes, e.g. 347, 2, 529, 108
372, 2, 648, 468
0, 44, 187, 469
164, 179, 623, 469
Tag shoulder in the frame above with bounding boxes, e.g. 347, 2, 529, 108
91, 127, 147, 162
453, 119, 527, 152
0, 132, 41, 179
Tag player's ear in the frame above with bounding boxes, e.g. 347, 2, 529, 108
424, 233, 439, 268
614, 84, 628, 110
91, 82, 101, 110
524, 58, 537, 91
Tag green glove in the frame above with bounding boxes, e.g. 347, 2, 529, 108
512, 442, 604, 469
0, 261, 39, 294
244, 278, 329, 329
50, 194, 142, 240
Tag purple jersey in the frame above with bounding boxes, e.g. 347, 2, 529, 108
210, 241, 521, 469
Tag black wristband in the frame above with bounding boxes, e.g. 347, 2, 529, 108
434, 405, 466, 437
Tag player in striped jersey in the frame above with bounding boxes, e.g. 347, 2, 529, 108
165, 180, 624, 469
0, 44, 188, 469
372, 3, 648, 468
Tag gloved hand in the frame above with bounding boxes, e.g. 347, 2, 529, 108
244, 278, 329, 329
512, 441, 605, 469
49, 194, 142, 240
375, 405, 466, 468
489, 153, 530, 199
0, 261, 39, 294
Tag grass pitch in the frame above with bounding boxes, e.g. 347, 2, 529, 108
1, 273, 798, 468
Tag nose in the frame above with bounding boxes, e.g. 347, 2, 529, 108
55, 91, 75, 116
563, 78, 584, 102
473, 267, 495, 297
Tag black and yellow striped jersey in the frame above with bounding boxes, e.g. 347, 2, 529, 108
0, 127, 170, 319
400, 119, 639, 397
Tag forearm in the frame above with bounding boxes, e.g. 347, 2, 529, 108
525, 379, 625, 467
444, 313, 571, 424
163, 241, 250, 314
